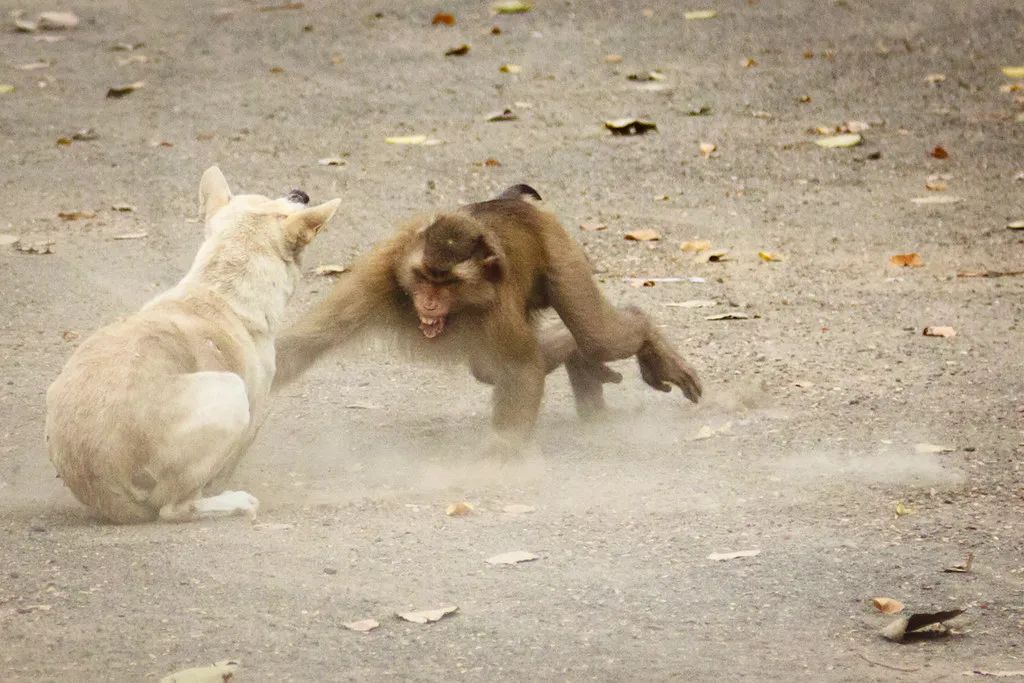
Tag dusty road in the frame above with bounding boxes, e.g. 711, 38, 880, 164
2, 1, 1023, 680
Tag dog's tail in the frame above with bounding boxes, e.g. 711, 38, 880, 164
496, 184, 542, 202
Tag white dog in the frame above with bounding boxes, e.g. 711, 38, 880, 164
45, 167, 339, 523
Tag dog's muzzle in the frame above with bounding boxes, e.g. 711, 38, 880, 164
287, 189, 310, 204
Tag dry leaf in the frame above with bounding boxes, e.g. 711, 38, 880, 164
444, 44, 470, 56
841, 120, 870, 133
485, 108, 517, 122
38, 11, 79, 30
106, 81, 145, 98
159, 660, 239, 683
894, 501, 915, 517
889, 253, 923, 268
111, 42, 145, 51
58, 210, 97, 221
930, 145, 949, 159
741, 57, 757, 68
486, 550, 539, 565
0, 234, 20, 247
257, 2, 305, 10
798, 94, 811, 103
627, 71, 666, 82
62, 330, 79, 341
705, 312, 752, 321
925, 180, 948, 191
624, 229, 660, 241
112, 231, 148, 240
684, 9, 716, 20
758, 251, 782, 262
269, 66, 285, 74
708, 549, 760, 561
1005, 220, 1024, 230
699, 142, 717, 158
580, 222, 607, 232
385, 135, 440, 145
431, 12, 455, 25
445, 501, 474, 517
343, 618, 379, 632
914, 442, 955, 453
925, 73, 946, 85
499, 63, 521, 74
251, 522, 293, 531
314, 264, 347, 276
664, 299, 716, 308
16, 61, 50, 71
493, 1, 532, 13
604, 118, 657, 135
111, 203, 136, 212
872, 597, 905, 615
680, 240, 711, 253
117, 54, 149, 66
943, 552, 974, 574
396, 605, 458, 624
15, 240, 55, 254
72, 128, 99, 141
751, 110, 772, 119
699, 250, 729, 262
815, 133, 862, 148
604, 54, 623, 63
963, 671, 1024, 678
922, 326, 956, 338
880, 609, 964, 642
686, 105, 711, 116
1002, 66, 1024, 79
483, 158, 501, 167
0, 84, 15, 94
957, 269, 1024, 278
502, 504, 535, 514
318, 157, 346, 166
910, 195, 960, 204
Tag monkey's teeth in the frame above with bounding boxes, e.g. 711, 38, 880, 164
418, 316, 445, 338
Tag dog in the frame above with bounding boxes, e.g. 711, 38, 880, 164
45, 167, 340, 523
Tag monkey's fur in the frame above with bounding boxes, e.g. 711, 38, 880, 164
274, 186, 702, 456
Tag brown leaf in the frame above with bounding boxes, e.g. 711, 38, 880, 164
741, 57, 758, 68
38, 11, 80, 30
943, 552, 974, 573
881, 609, 964, 642
485, 108, 517, 122
431, 12, 455, 25
58, 210, 97, 221
925, 180, 947, 192
604, 118, 657, 135
929, 145, 949, 159
925, 73, 946, 85
499, 63, 521, 74
486, 550, 539, 565
922, 326, 956, 338
72, 128, 99, 141
872, 597, 905, 614
483, 158, 501, 167
444, 44, 470, 56
106, 81, 145, 98
705, 312, 752, 320
579, 222, 607, 231
604, 54, 623, 63
889, 253, 923, 268
624, 229, 660, 241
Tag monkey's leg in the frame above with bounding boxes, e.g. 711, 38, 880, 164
474, 326, 547, 458
542, 227, 702, 402
537, 325, 622, 419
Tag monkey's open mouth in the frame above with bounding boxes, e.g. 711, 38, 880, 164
419, 316, 446, 338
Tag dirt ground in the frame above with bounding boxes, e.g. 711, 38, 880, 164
1, 1, 1023, 680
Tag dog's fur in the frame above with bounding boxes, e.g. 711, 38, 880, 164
45, 167, 340, 523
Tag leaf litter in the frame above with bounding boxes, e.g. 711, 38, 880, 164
872, 598, 905, 614
486, 551, 539, 565
343, 619, 380, 632
624, 229, 660, 241
396, 605, 458, 624
707, 549, 760, 561
159, 660, 239, 683
880, 608, 964, 642
604, 118, 657, 135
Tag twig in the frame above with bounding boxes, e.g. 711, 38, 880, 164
858, 652, 921, 672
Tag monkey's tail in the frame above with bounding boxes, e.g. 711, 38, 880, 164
497, 184, 542, 202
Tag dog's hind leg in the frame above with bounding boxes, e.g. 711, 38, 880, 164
142, 371, 261, 523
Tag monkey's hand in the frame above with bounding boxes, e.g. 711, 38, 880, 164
636, 340, 703, 403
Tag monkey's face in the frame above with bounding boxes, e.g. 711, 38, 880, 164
401, 215, 504, 338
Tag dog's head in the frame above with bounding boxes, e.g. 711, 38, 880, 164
197, 166, 340, 260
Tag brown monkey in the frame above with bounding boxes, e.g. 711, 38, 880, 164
274, 185, 702, 455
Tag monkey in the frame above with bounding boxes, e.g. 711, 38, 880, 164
273, 185, 702, 456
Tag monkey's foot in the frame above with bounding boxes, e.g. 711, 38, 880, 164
637, 341, 703, 403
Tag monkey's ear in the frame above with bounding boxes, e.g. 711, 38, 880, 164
476, 233, 505, 283
198, 166, 232, 222
284, 198, 342, 248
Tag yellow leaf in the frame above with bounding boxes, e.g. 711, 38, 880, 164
624, 229, 661, 242
493, 1, 532, 13
889, 252, 923, 268
0, 84, 15, 94
1002, 66, 1024, 79
385, 135, 440, 145
872, 597, 905, 614
499, 64, 521, 74
815, 133, 862, 148
680, 240, 711, 253
446, 501, 474, 517
684, 10, 716, 20
758, 251, 782, 262
699, 142, 716, 158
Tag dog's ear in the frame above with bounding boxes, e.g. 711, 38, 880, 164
283, 198, 341, 249
198, 166, 232, 222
